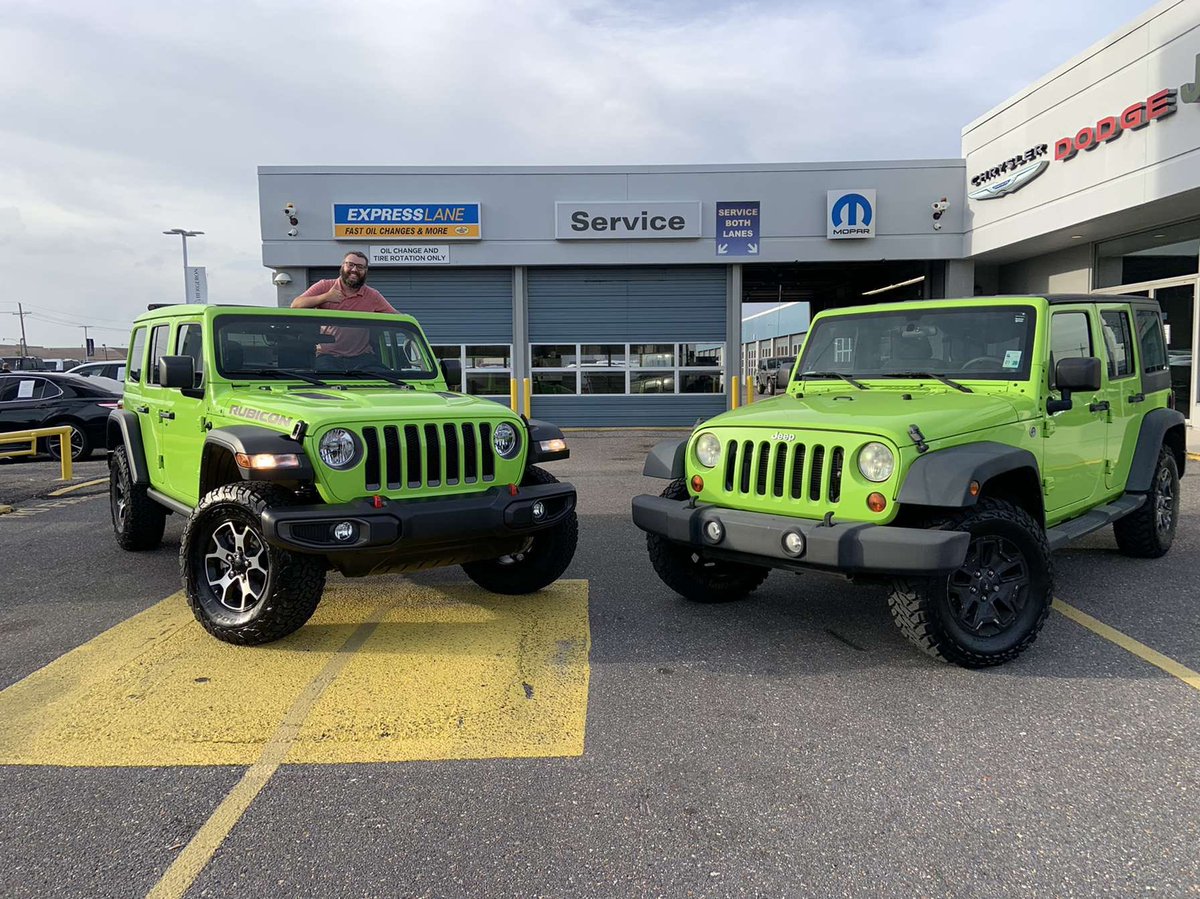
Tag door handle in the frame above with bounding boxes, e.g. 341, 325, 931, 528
1089, 401, 1110, 413
158, 410, 175, 420
1128, 393, 1145, 403
135, 405, 150, 414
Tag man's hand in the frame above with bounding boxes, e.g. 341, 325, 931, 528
290, 280, 345, 309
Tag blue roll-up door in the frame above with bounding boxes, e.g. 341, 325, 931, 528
307, 268, 512, 344
527, 266, 727, 426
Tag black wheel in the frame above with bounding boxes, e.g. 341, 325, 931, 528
461, 466, 578, 594
180, 482, 326, 645
46, 422, 91, 461
888, 498, 1052, 668
646, 479, 769, 603
109, 449, 166, 551
1113, 448, 1179, 558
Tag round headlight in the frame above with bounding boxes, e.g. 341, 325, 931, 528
858, 442, 895, 482
695, 432, 721, 468
492, 422, 520, 459
319, 428, 361, 470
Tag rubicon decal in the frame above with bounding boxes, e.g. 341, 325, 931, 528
229, 405, 294, 428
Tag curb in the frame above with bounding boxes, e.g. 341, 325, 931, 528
0, 504, 12, 515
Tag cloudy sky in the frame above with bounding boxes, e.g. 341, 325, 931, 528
0, 0, 1152, 352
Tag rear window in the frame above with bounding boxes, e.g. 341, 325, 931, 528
128, 328, 147, 383
1135, 309, 1168, 373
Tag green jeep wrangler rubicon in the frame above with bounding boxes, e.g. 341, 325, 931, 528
108, 304, 578, 645
633, 295, 1185, 668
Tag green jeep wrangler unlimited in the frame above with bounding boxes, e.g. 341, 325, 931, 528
108, 304, 578, 645
633, 295, 1185, 668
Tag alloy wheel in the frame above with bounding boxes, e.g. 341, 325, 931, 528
946, 535, 1030, 637
204, 519, 270, 611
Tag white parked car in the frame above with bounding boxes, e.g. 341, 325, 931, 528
68, 361, 127, 381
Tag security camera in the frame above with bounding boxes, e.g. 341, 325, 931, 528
273, 271, 292, 286
932, 221, 943, 231
931, 199, 949, 212
283, 203, 296, 214
287, 227, 298, 238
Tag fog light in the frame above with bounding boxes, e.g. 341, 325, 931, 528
532, 500, 546, 521
782, 531, 805, 557
691, 474, 704, 492
332, 521, 357, 542
867, 492, 887, 513
703, 519, 724, 544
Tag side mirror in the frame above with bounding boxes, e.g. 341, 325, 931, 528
1047, 356, 1101, 413
159, 355, 195, 390
1055, 356, 1102, 392
440, 358, 462, 391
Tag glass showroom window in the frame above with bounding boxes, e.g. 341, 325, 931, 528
431, 344, 512, 396
531, 343, 725, 395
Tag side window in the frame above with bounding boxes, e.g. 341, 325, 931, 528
1100, 310, 1134, 379
0, 379, 20, 402
1135, 310, 1168, 373
147, 325, 169, 385
176, 323, 205, 387
1049, 311, 1093, 384
128, 328, 147, 383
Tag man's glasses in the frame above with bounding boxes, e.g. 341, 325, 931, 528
342, 261, 367, 271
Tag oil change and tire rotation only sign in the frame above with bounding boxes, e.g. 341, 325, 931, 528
369, 245, 450, 265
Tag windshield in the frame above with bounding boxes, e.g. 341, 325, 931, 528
796, 305, 1038, 381
214, 314, 438, 380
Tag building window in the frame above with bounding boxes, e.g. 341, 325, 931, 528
1095, 220, 1200, 288
531, 343, 725, 395
432, 344, 512, 395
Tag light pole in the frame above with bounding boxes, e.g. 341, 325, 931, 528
163, 228, 204, 303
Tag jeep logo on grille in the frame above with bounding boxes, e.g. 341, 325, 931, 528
772, 432, 795, 442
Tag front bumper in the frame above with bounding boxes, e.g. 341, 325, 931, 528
632, 494, 969, 575
262, 482, 575, 575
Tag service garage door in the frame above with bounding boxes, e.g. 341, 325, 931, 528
307, 267, 514, 399
528, 266, 727, 426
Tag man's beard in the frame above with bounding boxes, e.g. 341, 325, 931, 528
340, 270, 366, 290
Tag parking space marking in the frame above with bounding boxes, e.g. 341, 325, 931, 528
47, 476, 108, 496
0, 579, 590, 767
1054, 599, 1200, 693
0, 494, 104, 519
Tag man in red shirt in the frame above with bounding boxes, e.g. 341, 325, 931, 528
291, 251, 398, 366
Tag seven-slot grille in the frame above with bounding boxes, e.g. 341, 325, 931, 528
359, 422, 497, 491
722, 437, 844, 504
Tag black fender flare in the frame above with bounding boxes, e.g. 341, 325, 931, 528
643, 438, 688, 479
1125, 408, 1186, 491
526, 418, 570, 463
106, 410, 150, 486
897, 441, 1042, 511
205, 426, 314, 482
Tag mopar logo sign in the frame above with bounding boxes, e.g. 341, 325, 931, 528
827, 190, 876, 239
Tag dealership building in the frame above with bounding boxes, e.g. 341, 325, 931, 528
260, 0, 1199, 427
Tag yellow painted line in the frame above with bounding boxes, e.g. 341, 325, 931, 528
47, 477, 108, 497
0, 504, 12, 515
1054, 599, 1200, 693
0, 580, 590, 766
145, 604, 388, 899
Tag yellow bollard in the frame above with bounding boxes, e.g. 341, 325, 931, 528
58, 428, 73, 481
510, 378, 518, 413
746, 377, 754, 405
731, 375, 739, 409
523, 378, 532, 418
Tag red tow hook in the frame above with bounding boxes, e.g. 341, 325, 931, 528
508, 484, 519, 496
372, 495, 385, 509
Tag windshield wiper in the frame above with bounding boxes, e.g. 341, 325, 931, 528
884, 371, 972, 393
234, 368, 330, 387
327, 369, 412, 388
798, 370, 868, 390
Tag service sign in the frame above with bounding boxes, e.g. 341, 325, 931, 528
715, 202, 760, 256
555, 202, 701, 239
369, 245, 450, 265
332, 204, 481, 240
827, 190, 876, 239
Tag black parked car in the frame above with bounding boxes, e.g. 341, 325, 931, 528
0, 373, 121, 461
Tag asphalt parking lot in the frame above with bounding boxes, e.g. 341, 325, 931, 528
0, 434, 1198, 898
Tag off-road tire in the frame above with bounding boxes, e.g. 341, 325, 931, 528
1113, 447, 1179, 558
646, 479, 769, 603
181, 482, 326, 645
45, 421, 91, 462
109, 449, 167, 551
888, 497, 1052, 668
461, 466, 578, 594
757, 381, 766, 394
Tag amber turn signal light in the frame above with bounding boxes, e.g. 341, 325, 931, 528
691, 474, 704, 492
867, 492, 887, 513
